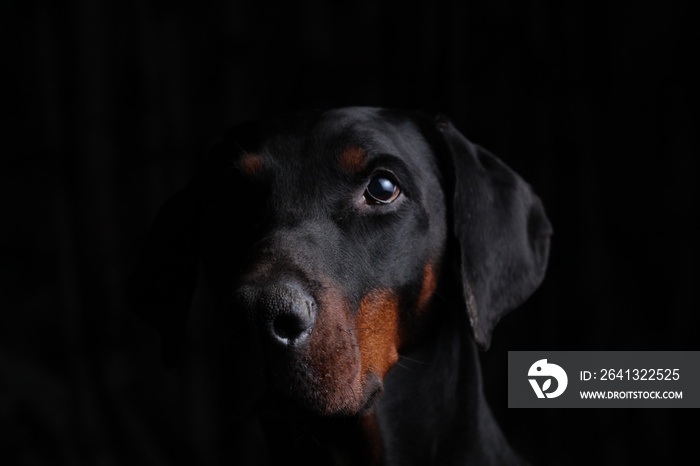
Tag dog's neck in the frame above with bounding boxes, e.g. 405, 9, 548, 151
375, 307, 523, 466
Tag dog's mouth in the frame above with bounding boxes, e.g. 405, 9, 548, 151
256, 375, 384, 421
259, 380, 383, 420
260, 357, 384, 418
255, 343, 388, 418
357, 373, 384, 414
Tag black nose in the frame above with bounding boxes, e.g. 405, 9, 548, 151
238, 282, 317, 346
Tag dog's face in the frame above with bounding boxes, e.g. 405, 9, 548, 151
198, 108, 448, 415
130, 107, 551, 420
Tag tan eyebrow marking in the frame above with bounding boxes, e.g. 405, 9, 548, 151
238, 153, 263, 176
338, 145, 368, 173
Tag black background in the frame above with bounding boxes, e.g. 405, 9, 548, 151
3, 1, 697, 465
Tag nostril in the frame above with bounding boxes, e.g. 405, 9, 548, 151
272, 313, 309, 341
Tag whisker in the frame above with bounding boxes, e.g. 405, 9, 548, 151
399, 355, 428, 365
395, 362, 416, 372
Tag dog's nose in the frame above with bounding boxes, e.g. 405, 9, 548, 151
238, 282, 317, 346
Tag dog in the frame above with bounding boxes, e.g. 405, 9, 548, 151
130, 107, 551, 465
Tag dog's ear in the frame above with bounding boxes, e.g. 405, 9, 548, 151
128, 184, 200, 367
435, 117, 552, 349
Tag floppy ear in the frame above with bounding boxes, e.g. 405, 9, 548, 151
437, 118, 552, 349
128, 184, 200, 366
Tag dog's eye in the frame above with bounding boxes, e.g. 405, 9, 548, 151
364, 174, 400, 205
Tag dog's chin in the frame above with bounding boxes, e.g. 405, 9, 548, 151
262, 374, 384, 419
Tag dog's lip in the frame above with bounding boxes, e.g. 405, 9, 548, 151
258, 370, 383, 418
358, 373, 384, 414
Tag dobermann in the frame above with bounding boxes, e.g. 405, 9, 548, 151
130, 107, 551, 465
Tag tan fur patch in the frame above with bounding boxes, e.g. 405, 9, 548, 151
338, 145, 368, 173
357, 289, 400, 381
304, 283, 364, 415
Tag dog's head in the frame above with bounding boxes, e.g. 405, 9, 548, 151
129, 107, 551, 417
